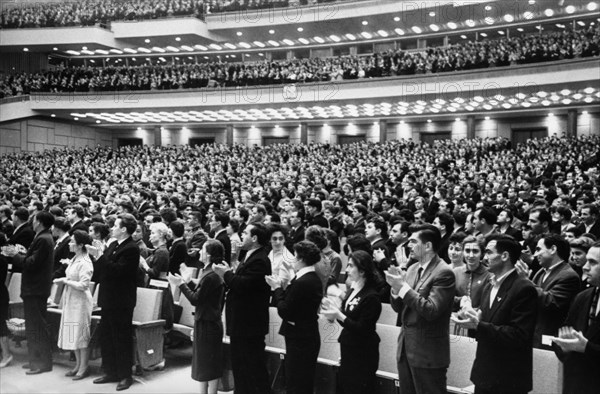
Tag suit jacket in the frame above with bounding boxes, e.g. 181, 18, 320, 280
338, 286, 381, 348
470, 271, 538, 392
553, 287, 600, 394
179, 266, 224, 322
531, 262, 580, 348
273, 271, 323, 339
12, 229, 54, 298
577, 220, 600, 239
69, 219, 89, 235
223, 246, 272, 337
168, 238, 188, 274
52, 235, 74, 278
286, 225, 305, 253
308, 213, 328, 229
215, 230, 231, 265
9, 223, 35, 250
391, 255, 455, 368
98, 237, 140, 311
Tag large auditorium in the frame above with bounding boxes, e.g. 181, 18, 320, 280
0, 0, 599, 393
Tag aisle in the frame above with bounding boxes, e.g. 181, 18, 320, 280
0, 340, 232, 394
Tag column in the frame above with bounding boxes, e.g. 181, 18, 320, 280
467, 116, 475, 139
154, 126, 162, 146
225, 124, 234, 145
567, 109, 577, 137
379, 119, 387, 143
417, 38, 427, 49
300, 122, 308, 144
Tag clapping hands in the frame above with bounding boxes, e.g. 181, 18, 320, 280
384, 265, 406, 293
265, 275, 282, 291
552, 326, 588, 353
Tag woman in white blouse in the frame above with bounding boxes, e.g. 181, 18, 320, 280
54, 230, 94, 380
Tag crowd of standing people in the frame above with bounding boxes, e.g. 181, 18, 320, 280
0, 133, 599, 393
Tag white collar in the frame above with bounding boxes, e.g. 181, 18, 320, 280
295, 265, 315, 280
493, 268, 515, 287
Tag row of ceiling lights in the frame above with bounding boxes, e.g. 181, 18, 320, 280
36, 3, 597, 56
63, 87, 598, 124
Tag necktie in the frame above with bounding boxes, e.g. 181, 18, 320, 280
589, 287, 599, 328
414, 267, 423, 288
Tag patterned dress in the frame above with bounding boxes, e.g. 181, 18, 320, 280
57, 254, 94, 350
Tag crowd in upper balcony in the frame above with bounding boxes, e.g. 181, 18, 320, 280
0, 0, 206, 28
0, 0, 346, 28
1, 25, 598, 98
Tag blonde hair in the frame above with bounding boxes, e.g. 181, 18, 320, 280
149, 222, 172, 242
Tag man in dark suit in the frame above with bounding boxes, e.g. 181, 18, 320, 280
267, 240, 323, 394
213, 223, 272, 394
168, 220, 188, 274
9, 207, 35, 251
0, 205, 14, 238
209, 210, 231, 266
497, 208, 522, 242
455, 234, 538, 394
285, 210, 305, 252
9, 211, 55, 374
66, 204, 88, 235
306, 198, 328, 228
93, 213, 140, 391
386, 224, 455, 394
51, 217, 73, 278
529, 234, 580, 348
552, 241, 600, 394
577, 204, 600, 239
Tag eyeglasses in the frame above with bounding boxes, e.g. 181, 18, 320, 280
271, 236, 285, 241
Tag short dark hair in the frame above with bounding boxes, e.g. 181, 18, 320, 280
53, 217, 71, 233
555, 205, 572, 221
569, 236, 594, 252
542, 234, 571, 262
448, 231, 467, 245
170, 220, 185, 238
204, 239, 225, 266
213, 210, 230, 228
486, 234, 521, 265
293, 240, 321, 266
307, 198, 322, 212
530, 208, 552, 228
118, 213, 137, 235
68, 204, 85, 219
35, 211, 55, 229
367, 216, 388, 239
248, 222, 270, 246
91, 222, 110, 240
478, 206, 497, 226
305, 225, 327, 250
228, 217, 241, 233
410, 224, 442, 252
435, 213, 455, 234
14, 207, 29, 222
72, 229, 92, 252
345, 233, 373, 255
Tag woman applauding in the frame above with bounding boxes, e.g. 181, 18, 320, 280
322, 250, 382, 394
54, 230, 94, 380
170, 239, 225, 394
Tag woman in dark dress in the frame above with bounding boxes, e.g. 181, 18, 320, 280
322, 250, 382, 394
171, 239, 225, 394
0, 231, 13, 368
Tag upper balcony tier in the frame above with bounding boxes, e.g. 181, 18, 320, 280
2, 0, 598, 57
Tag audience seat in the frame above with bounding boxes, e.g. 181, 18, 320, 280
7, 272, 23, 319
90, 287, 166, 370
171, 293, 194, 339
377, 303, 397, 326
